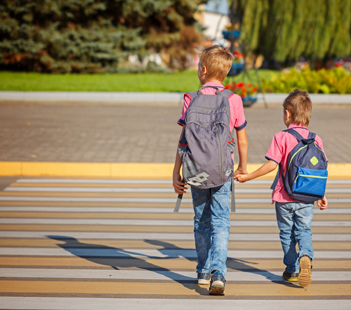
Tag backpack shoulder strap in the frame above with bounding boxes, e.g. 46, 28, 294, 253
185, 91, 198, 101
270, 164, 281, 190
220, 89, 234, 99
308, 131, 316, 140
284, 128, 304, 142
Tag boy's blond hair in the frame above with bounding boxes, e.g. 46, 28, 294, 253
199, 45, 234, 81
283, 88, 312, 126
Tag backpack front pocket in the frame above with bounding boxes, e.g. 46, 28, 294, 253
292, 167, 328, 197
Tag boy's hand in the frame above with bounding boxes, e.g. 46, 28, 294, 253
235, 167, 248, 177
317, 196, 328, 210
173, 173, 188, 194
235, 173, 250, 183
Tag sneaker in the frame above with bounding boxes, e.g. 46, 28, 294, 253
197, 272, 211, 285
282, 269, 299, 282
209, 270, 226, 295
298, 255, 312, 287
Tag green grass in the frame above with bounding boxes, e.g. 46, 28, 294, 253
0, 69, 276, 92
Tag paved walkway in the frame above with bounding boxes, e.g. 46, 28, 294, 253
0, 177, 350, 309
0, 103, 350, 163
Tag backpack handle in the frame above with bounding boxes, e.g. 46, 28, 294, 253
198, 85, 222, 95
284, 128, 304, 141
285, 128, 316, 144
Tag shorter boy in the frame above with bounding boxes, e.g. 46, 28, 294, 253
173, 46, 248, 295
236, 89, 328, 287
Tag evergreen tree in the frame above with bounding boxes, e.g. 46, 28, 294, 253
0, 0, 205, 72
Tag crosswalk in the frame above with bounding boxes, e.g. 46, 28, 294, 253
0, 178, 350, 309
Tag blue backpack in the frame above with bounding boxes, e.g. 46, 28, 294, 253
271, 128, 328, 203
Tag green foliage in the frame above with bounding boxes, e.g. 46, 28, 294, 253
0, 0, 204, 73
237, 0, 351, 63
0, 70, 201, 92
261, 67, 351, 94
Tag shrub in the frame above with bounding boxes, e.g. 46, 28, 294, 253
261, 66, 351, 94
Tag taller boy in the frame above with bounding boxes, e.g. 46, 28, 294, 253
172, 46, 248, 295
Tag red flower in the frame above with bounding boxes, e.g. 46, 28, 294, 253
236, 82, 244, 88
252, 87, 258, 92
234, 50, 239, 56
248, 83, 252, 88
225, 84, 231, 89
239, 53, 244, 58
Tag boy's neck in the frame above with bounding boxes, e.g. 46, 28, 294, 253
202, 78, 223, 85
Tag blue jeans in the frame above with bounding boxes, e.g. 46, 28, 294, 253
275, 202, 314, 273
191, 179, 231, 275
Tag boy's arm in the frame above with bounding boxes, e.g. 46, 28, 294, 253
173, 126, 188, 194
235, 128, 248, 175
235, 160, 277, 183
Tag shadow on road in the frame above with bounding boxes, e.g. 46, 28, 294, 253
47, 235, 300, 294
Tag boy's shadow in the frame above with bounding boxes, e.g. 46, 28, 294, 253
47, 235, 208, 295
47, 236, 299, 295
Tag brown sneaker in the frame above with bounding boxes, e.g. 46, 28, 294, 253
298, 255, 312, 287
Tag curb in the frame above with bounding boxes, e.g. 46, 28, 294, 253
0, 162, 350, 179
0, 91, 351, 105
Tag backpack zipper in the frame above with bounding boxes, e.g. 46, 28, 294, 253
294, 173, 327, 184
297, 174, 327, 179
288, 144, 308, 170
217, 129, 223, 183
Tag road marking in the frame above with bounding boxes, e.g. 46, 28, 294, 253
7, 186, 351, 194
1, 206, 350, 214
1, 268, 350, 282
1, 281, 351, 296
2, 257, 350, 270
1, 298, 350, 310
1, 247, 351, 259
1, 218, 350, 226
16, 179, 351, 185
1, 196, 351, 203
1, 231, 350, 241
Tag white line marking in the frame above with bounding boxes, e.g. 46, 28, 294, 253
17, 179, 173, 184
16, 178, 351, 185
1, 219, 350, 226
1, 268, 350, 282
1, 298, 350, 310
0, 206, 350, 214
1, 196, 351, 204
6, 186, 351, 194
0, 231, 350, 241
0, 247, 350, 259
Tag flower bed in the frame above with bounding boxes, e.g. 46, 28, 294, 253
225, 81, 258, 107
261, 67, 351, 94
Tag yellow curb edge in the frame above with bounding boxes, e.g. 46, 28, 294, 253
0, 162, 351, 179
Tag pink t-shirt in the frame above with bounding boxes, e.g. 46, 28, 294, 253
177, 82, 247, 163
266, 124, 328, 203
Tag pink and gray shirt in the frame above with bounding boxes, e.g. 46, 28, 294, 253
266, 124, 328, 203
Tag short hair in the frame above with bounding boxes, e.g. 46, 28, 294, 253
283, 88, 312, 126
199, 45, 234, 81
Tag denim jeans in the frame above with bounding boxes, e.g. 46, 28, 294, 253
275, 201, 314, 273
191, 179, 231, 275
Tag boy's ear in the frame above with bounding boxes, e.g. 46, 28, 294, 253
285, 110, 292, 119
202, 65, 208, 76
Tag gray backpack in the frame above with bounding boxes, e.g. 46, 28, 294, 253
174, 85, 236, 212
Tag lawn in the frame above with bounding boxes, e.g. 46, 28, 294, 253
0, 69, 275, 92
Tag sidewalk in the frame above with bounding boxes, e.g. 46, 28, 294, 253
0, 102, 350, 166
1, 91, 351, 104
